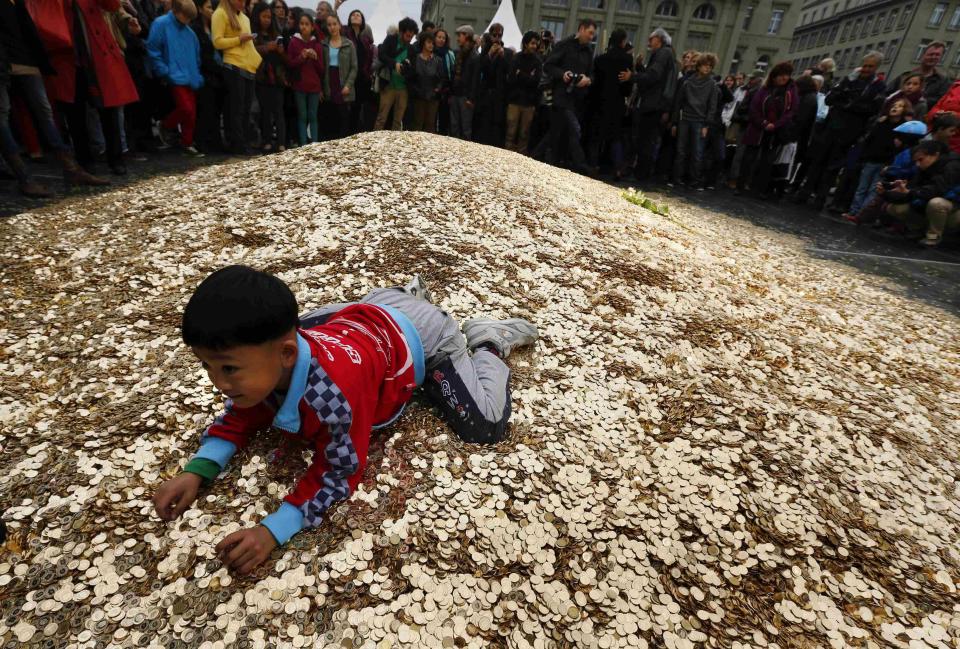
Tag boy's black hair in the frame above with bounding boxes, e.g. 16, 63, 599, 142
913, 139, 948, 157
182, 265, 299, 350
521, 30, 540, 48
578, 18, 597, 30
398, 17, 418, 35
931, 112, 960, 132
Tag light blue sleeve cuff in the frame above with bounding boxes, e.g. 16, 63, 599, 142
260, 502, 305, 545
192, 436, 238, 469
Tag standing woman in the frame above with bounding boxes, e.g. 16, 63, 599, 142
192, 0, 226, 153
321, 13, 357, 139
287, 13, 324, 144
253, 2, 288, 152
433, 28, 455, 135
409, 32, 442, 132
737, 61, 798, 199
212, 0, 261, 155
343, 10, 375, 133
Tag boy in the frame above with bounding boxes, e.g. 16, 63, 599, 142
670, 52, 719, 189
146, 0, 205, 156
153, 267, 537, 574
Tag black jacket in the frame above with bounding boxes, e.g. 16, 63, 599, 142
908, 152, 960, 204
506, 51, 542, 106
0, 0, 54, 78
860, 118, 904, 163
377, 33, 414, 80
712, 81, 734, 125
888, 68, 953, 109
794, 87, 819, 148
543, 35, 594, 109
192, 23, 223, 88
633, 44, 676, 114
824, 74, 886, 142
451, 46, 481, 101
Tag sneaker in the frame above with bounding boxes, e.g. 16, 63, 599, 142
462, 318, 538, 358
919, 235, 941, 247
181, 145, 205, 158
402, 273, 433, 303
696, 185, 705, 192
157, 127, 179, 149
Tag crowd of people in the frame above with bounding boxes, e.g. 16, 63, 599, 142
2, 0, 959, 246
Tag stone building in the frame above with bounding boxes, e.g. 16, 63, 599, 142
789, 0, 960, 79
420, 0, 798, 74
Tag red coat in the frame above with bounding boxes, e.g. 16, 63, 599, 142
927, 81, 960, 154
36, 0, 139, 106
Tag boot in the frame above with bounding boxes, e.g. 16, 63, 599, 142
2, 150, 53, 198
56, 150, 110, 188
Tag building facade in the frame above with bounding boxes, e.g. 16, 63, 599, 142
789, 0, 960, 80
421, 0, 799, 74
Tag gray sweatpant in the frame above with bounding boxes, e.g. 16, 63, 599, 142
299, 287, 511, 444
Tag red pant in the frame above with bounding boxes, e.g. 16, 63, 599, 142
163, 85, 197, 146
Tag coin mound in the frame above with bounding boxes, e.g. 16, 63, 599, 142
2, 132, 959, 648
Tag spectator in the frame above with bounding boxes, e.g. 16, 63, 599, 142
476, 32, 509, 146
374, 17, 417, 131
887, 42, 952, 109
287, 13, 324, 144
586, 29, 633, 179
212, 0, 261, 155
504, 31, 542, 154
192, 0, 226, 153
449, 25, 480, 140
253, 2, 288, 152
796, 50, 886, 209
882, 139, 960, 246
846, 97, 912, 217
925, 80, 960, 153
670, 52, 719, 189
542, 19, 595, 175
321, 13, 357, 139
787, 74, 820, 190
270, 0, 287, 26
147, 0, 206, 156
703, 72, 734, 190
0, 0, 108, 195
630, 27, 677, 182
313, 1, 333, 41
344, 10, 375, 134
409, 33, 442, 133
883, 72, 927, 121
725, 69, 763, 185
737, 62, 798, 199
433, 28, 455, 135
812, 57, 836, 88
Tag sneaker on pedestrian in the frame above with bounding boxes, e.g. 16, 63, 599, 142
462, 318, 538, 358
181, 145, 205, 158
919, 235, 941, 247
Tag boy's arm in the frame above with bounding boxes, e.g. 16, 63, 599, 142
182, 400, 274, 481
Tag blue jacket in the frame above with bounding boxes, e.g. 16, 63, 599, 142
146, 12, 203, 89
883, 148, 916, 181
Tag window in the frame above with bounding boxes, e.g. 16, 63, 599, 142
692, 3, 716, 20
828, 24, 839, 43
954, 47, 960, 65
742, 5, 754, 29
617, 0, 640, 12
590, 21, 602, 50
853, 18, 862, 36
874, 12, 885, 33
581, 0, 603, 8
950, 6, 960, 28
686, 31, 711, 51
915, 38, 932, 62
886, 10, 897, 30
541, 18, 565, 38
616, 25, 638, 45
818, 29, 828, 46
930, 2, 948, 26
768, 8, 784, 34
887, 39, 899, 60
543, 0, 568, 6
756, 53, 770, 69
862, 15, 874, 36
730, 50, 742, 73
790, 35, 799, 53
900, 5, 912, 28
655, 0, 677, 16
841, 21, 851, 41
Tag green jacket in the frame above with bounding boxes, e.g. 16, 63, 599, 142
322, 38, 358, 102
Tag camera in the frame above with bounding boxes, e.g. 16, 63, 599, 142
565, 73, 583, 93
881, 180, 896, 190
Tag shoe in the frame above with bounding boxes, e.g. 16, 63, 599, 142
18, 178, 53, 198
402, 273, 433, 303
181, 145, 205, 158
705, 184, 716, 191
56, 151, 111, 187
462, 318, 538, 358
696, 185, 705, 192
109, 163, 127, 176
666, 181, 675, 188
157, 127, 179, 149
919, 235, 941, 247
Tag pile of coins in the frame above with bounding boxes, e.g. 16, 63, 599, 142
1, 132, 959, 648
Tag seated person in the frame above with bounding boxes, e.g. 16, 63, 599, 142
880, 139, 960, 246
153, 266, 538, 574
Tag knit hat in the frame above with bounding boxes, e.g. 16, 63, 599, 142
894, 120, 928, 136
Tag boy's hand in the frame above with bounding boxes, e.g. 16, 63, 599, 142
153, 473, 202, 521
216, 526, 277, 575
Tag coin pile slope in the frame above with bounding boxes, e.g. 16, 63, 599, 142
2, 132, 959, 649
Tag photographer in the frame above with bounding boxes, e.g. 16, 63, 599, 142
374, 17, 417, 131
882, 139, 960, 247
542, 18, 596, 175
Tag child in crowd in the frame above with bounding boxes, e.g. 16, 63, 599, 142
253, 2, 288, 153
153, 267, 537, 574
146, 0, 205, 156
287, 14, 324, 144
670, 52, 719, 189
845, 97, 912, 217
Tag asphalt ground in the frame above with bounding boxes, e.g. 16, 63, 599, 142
2, 149, 958, 314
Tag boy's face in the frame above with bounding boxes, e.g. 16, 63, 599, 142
194, 335, 298, 409
914, 151, 940, 170
933, 126, 958, 142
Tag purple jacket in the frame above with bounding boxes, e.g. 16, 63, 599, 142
742, 82, 799, 147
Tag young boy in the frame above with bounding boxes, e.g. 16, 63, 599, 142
670, 52, 719, 189
153, 266, 537, 574
146, 0, 205, 156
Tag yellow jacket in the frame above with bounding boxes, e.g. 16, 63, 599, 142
211, 6, 262, 73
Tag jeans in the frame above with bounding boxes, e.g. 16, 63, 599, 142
449, 95, 474, 140
163, 85, 197, 147
547, 106, 586, 170
0, 74, 67, 155
375, 86, 408, 130
410, 98, 439, 133
62, 67, 122, 169
256, 84, 285, 147
294, 91, 320, 144
673, 119, 706, 184
223, 67, 255, 152
850, 162, 884, 213
505, 104, 536, 153
702, 123, 726, 185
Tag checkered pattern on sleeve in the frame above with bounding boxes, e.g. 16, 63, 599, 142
300, 359, 358, 528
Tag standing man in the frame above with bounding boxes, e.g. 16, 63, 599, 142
630, 27, 677, 182
449, 25, 480, 140
374, 17, 417, 130
542, 19, 596, 175
888, 41, 951, 108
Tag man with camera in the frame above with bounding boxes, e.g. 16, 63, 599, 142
374, 17, 418, 131
541, 19, 596, 175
